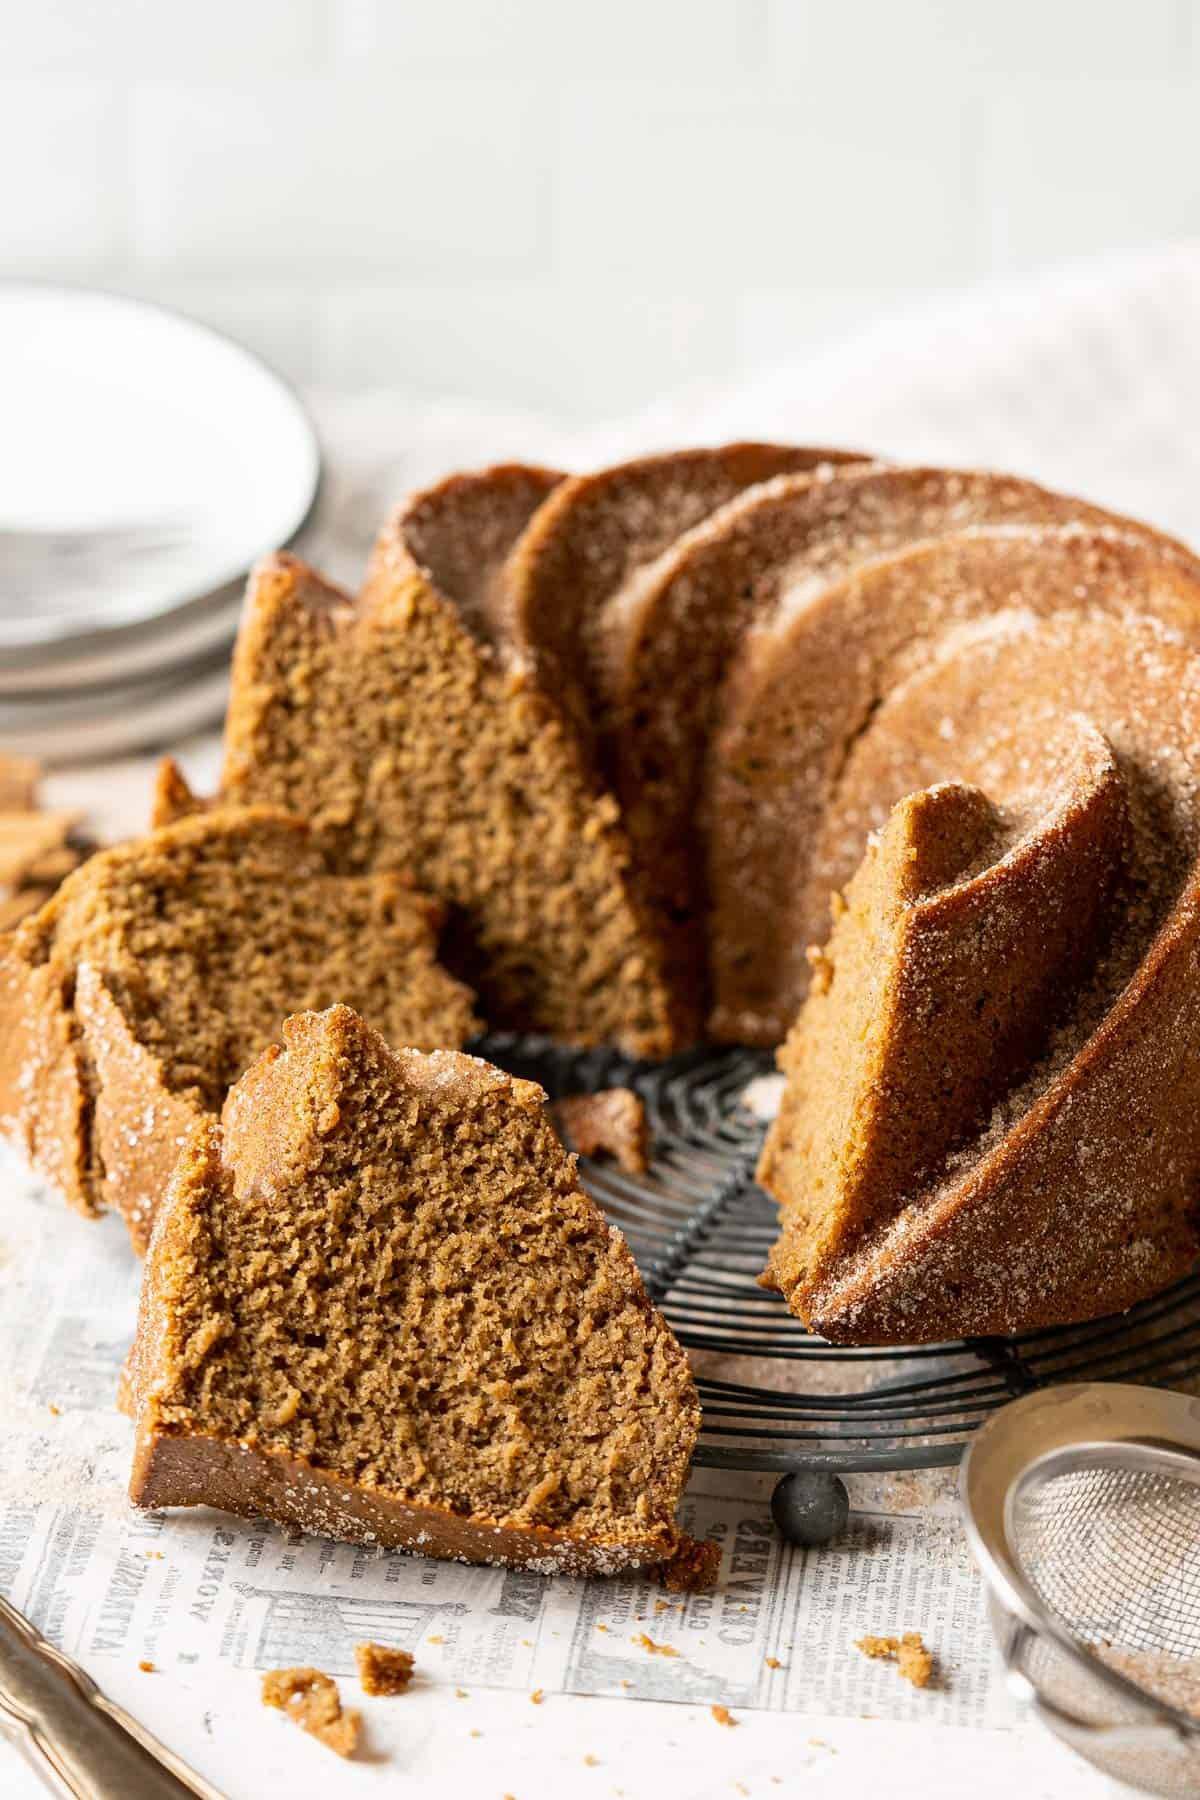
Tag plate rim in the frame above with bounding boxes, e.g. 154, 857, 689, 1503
0, 278, 323, 651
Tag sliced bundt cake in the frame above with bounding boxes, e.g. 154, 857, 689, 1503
0, 809, 475, 1250
756, 527, 1200, 1340
127, 1005, 700, 1574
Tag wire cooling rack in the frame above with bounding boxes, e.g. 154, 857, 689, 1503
484, 1037, 1200, 1481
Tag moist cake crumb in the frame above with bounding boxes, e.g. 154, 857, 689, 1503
217, 478, 682, 1056
261, 1667, 361, 1757
710, 1704, 738, 1727
553, 1089, 650, 1174
856, 1632, 935, 1688
355, 1643, 414, 1696
633, 1635, 678, 1657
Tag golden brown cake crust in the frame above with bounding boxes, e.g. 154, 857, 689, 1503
131, 1427, 673, 1575
128, 1007, 699, 1575
500, 447, 866, 1030
698, 466, 1183, 1044
760, 723, 1130, 1318
502, 444, 862, 745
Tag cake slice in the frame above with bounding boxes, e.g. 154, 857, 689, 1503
218, 468, 685, 1054
127, 1005, 700, 1575
0, 809, 476, 1250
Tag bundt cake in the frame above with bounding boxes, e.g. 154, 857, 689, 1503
8, 440, 1194, 1346
159, 445, 1200, 1341
0, 808, 475, 1250
127, 1005, 700, 1574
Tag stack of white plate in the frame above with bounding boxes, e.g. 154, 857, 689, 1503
0, 287, 320, 764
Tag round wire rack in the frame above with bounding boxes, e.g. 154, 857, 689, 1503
484, 1037, 1200, 1479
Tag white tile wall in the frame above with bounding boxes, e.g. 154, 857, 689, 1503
4, 0, 1199, 421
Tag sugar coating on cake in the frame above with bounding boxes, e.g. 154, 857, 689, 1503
700, 467, 1177, 1043
762, 720, 1128, 1314
502, 444, 859, 742
0, 807, 476, 1249
757, 527, 1200, 1341
127, 1005, 699, 1575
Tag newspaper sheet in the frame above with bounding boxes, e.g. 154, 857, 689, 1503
0, 1149, 1011, 1789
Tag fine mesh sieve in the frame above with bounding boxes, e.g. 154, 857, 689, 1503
961, 1384, 1200, 1796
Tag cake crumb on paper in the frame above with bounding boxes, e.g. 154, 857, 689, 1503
355, 1642, 414, 1696
657, 1533, 721, 1593
138, 1660, 155, 1673
530, 1688, 545, 1705
633, 1633, 678, 1657
261, 1667, 361, 1758
711, 1704, 738, 1728
765, 1656, 783, 1670
856, 1632, 935, 1688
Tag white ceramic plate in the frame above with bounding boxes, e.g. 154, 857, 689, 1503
0, 285, 320, 651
